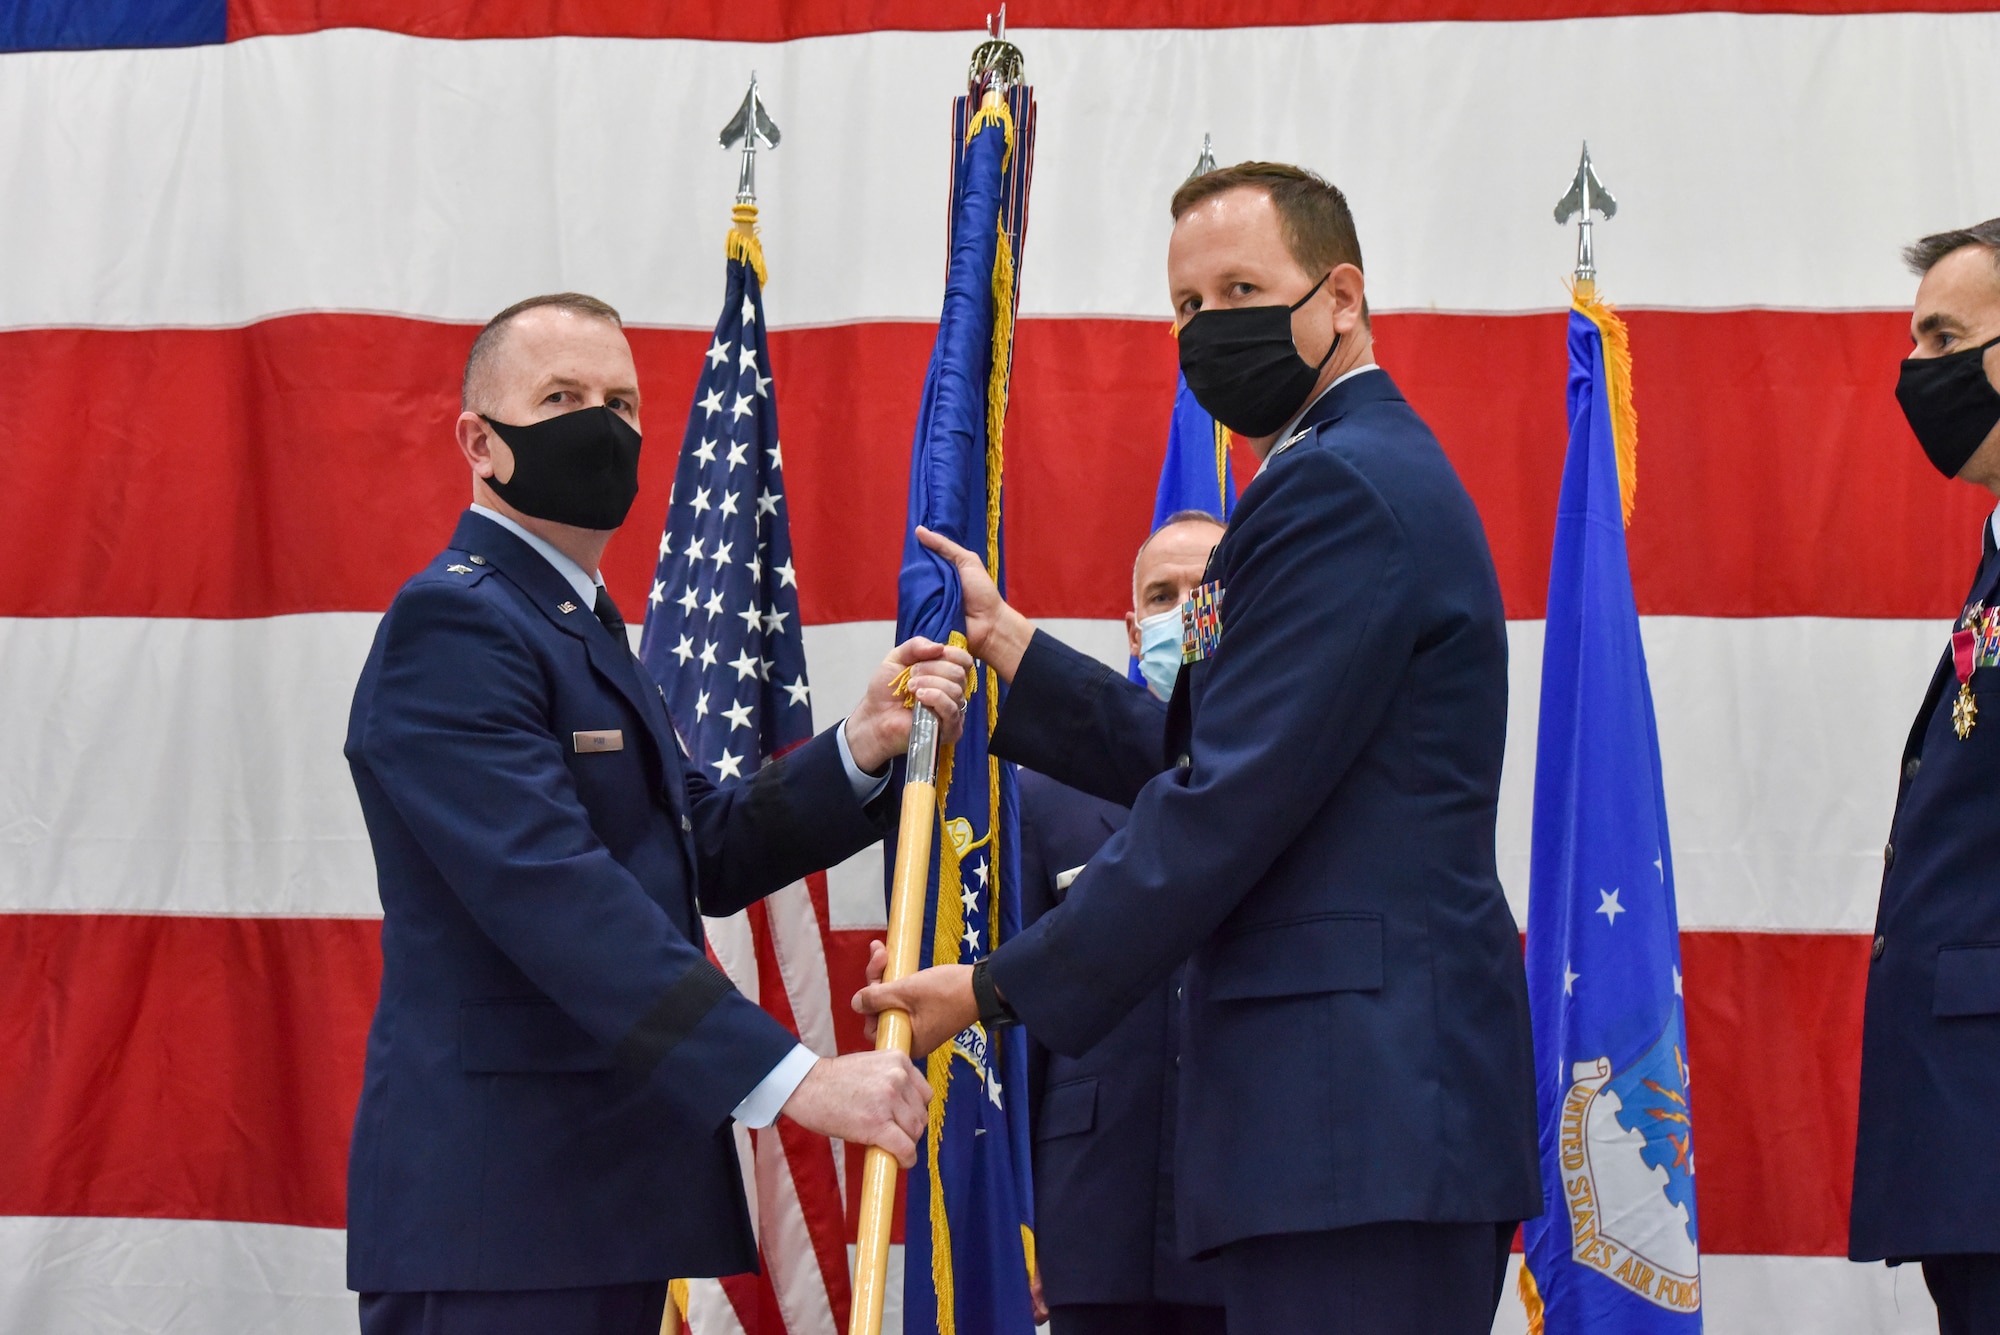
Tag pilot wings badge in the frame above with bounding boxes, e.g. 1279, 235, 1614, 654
1555, 1022, 1702, 1313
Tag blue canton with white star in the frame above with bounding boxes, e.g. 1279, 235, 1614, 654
637, 257, 811, 778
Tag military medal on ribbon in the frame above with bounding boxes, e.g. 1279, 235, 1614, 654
1949, 603, 1999, 739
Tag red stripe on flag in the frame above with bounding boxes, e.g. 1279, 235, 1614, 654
0, 913, 1866, 1255
0, 311, 1975, 624
226, 0, 2000, 43
0, 913, 378, 1229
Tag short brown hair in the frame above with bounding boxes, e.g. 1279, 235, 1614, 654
1905, 219, 2000, 278
1171, 162, 1365, 285
462, 292, 623, 410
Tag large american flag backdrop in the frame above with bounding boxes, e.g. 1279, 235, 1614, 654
3, 2, 1997, 1332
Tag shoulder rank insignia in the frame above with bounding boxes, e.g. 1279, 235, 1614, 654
1181, 579, 1225, 665
446, 564, 473, 575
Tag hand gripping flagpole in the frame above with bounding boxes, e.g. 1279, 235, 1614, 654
850, 701, 941, 1335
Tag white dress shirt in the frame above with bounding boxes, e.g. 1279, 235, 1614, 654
466, 504, 877, 1126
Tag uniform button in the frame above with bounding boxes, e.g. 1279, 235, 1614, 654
1904, 757, 1922, 782
1175, 1055, 1182, 1067
1871, 935, 1886, 962
468, 554, 486, 565
1176, 753, 1192, 770
1884, 842, 1895, 871
1176, 985, 1184, 1000
681, 815, 692, 833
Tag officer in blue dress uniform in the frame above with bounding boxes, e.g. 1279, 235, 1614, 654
1852, 219, 2000, 1335
1020, 512, 1227, 1335
860, 164, 1541, 1335
344, 293, 968, 1335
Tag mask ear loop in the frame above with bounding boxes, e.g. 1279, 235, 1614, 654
1289, 271, 1341, 373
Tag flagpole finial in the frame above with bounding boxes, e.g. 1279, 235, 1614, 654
719, 70, 781, 210
969, 6, 1023, 106
1554, 141, 1617, 299
1189, 132, 1217, 180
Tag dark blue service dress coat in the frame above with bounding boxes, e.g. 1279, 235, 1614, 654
343, 510, 884, 1293
986, 369, 1542, 1259
1851, 527, 2000, 1261
1018, 766, 1223, 1310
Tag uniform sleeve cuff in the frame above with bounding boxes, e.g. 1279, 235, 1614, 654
731, 1043, 820, 1129
835, 718, 892, 803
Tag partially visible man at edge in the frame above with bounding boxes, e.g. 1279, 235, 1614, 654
859, 164, 1540, 1334
1852, 218, 2000, 1335
344, 293, 969, 1335
1020, 510, 1228, 1335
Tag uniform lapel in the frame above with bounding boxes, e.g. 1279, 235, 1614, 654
1904, 527, 2000, 766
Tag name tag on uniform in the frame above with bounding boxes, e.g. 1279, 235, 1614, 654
573, 729, 624, 753
1181, 579, 1225, 665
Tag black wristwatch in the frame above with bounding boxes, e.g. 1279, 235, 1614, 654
971, 958, 1021, 1029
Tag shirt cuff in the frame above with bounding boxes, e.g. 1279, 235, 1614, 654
835, 718, 891, 803
732, 1043, 820, 1129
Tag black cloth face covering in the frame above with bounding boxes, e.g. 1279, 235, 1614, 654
482, 405, 643, 531
1177, 272, 1340, 438
1897, 334, 2000, 479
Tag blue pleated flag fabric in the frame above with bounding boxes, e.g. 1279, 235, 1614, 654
1520, 301, 1704, 1332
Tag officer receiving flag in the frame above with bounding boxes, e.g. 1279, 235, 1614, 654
1520, 146, 1703, 1333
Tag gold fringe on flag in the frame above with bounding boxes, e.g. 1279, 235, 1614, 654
1570, 285, 1638, 525
1518, 1260, 1547, 1335
726, 202, 768, 287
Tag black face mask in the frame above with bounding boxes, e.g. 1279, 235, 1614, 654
1897, 334, 2000, 479
482, 406, 643, 530
1177, 273, 1339, 438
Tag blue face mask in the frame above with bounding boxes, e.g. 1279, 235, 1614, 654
1137, 607, 1183, 700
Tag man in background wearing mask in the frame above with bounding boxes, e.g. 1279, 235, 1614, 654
1018, 510, 1226, 1335
344, 293, 970, 1335
859, 164, 1540, 1334
1852, 219, 2000, 1335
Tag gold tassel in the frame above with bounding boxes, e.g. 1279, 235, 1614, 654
1518, 1260, 1547, 1335
1212, 418, 1232, 514
963, 99, 1016, 175
1571, 285, 1638, 525
725, 202, 768, 287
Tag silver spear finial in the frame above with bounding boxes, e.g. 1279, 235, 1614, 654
969, 5, 1024, 99
1554, 141, 1617, 295
719, 71, 781, 207
1189, 132, 1216, 181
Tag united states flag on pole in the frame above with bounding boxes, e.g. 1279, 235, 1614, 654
637, 234, 850, 1335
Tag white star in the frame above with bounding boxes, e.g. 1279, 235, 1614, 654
704, 589, 726, 618
699, 641, 718, 669
755, 372, 771, 398
730, 393, 754, 422
694, 437, 718, 466
1563, 963, 1580, 996
738, 343, 759, 373
758, 656, 773, 680
783, 676, 810, 707
706, 337, 731, 368
693, 691, 711, 720
725, 440, 749, 470
723, 700, 754, 731
762, 609, 790, 633
698, 388, 724, 417
962, 923, 981, 955
737, 602, 763, 633
714, 750, 743, 780
1596, 888, 1625, 925
960, 886, 979, 916
767, 442, 784, 469
658, 531, 672, 558
729, 649, 760, 680
648, 580, 665, 606
741, 294, 757, 325
720, 491, 740, 518
711, 541, 733, 568
1673, 966, 1684, 997
756, 488, 781, 517
671, 635, 694, 665
776, 559, 797, 588
689, 487, 712, 515
972, 858, 989, 890
684, 535, 705, 562
676, 586, 699, 615
746, 552, 762, 582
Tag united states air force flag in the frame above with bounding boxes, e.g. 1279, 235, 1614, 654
892, 82, 1038, 1335
1520, 295, 1702, 1332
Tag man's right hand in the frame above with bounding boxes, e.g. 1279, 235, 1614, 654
780, 1050, 930, 1168
915, 526, 1036, 682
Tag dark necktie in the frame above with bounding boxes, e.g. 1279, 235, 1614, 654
593, 585, 625, 637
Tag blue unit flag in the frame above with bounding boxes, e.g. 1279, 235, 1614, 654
892, 83, 1039, 1335
1128, 373, 1235, 683
1520, 299, 1703, 1331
